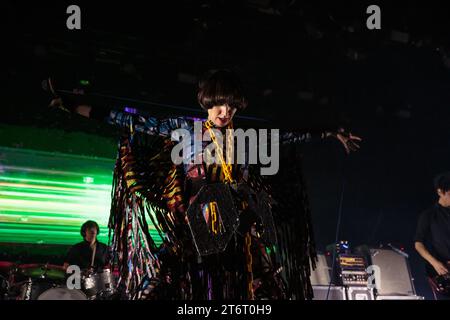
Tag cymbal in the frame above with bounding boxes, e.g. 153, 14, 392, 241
18, 264, 66, 280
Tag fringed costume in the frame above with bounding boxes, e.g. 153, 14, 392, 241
105, 110, 318, 300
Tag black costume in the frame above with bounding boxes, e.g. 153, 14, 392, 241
66, 241, 109, 272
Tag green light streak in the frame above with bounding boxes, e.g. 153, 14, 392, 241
0, 147, 162, 247
0, 190, 109, 203
2, 165, 112, 180
0, 176, 112, 190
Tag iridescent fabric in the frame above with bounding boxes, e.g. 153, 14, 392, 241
107, 111, 317, 300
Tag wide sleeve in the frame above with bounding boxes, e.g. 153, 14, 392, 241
280, 130, 327, 145
105, 110, 190, 138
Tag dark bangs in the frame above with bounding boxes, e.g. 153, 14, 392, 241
434, 172, 450, 192
197, 69, 248, 111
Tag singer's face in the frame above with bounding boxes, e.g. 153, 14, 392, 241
207, 105, 237, 127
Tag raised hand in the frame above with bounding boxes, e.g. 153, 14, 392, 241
327, 128, 362, 154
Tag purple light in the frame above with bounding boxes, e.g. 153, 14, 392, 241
186, 116, 205, 122
124, 106, 138, 114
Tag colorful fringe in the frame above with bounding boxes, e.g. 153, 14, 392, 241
107, 120, 316, 300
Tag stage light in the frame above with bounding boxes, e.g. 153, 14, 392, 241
124, 106, 138, 114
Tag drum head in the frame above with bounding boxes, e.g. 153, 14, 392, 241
37, 287, 87, 300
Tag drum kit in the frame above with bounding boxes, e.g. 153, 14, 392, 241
0, 261, 118, 300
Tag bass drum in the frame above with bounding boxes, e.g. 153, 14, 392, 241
37, 287, 87, 300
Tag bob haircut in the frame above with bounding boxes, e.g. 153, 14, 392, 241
197, 69, 248, 111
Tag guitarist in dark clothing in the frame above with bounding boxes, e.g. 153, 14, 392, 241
415, 172, 450, 300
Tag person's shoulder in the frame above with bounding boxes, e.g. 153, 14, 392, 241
67, 241, 85, 253
72, 241, 87, 248
419, 205, 437, 218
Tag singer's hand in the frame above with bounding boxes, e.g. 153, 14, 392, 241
326, 128, 362, 154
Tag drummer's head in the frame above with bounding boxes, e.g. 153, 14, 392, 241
81, 220, 99, 243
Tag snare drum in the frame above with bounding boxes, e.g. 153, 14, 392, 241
82, 269, 115, 298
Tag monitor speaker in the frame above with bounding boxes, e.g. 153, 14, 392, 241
369, 248, 416, 296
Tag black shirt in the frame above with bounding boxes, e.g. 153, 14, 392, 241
66, 241, 109, 272
414, 203, 450, 275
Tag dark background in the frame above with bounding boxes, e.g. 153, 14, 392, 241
4, 1, 450, 299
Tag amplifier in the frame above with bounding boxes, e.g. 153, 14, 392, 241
341, 271, 369, 286
312, 286, 346, 300
339, 254, 367, 270
339, 254, 369, 286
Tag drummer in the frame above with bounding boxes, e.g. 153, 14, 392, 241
64, 220, 109, 273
